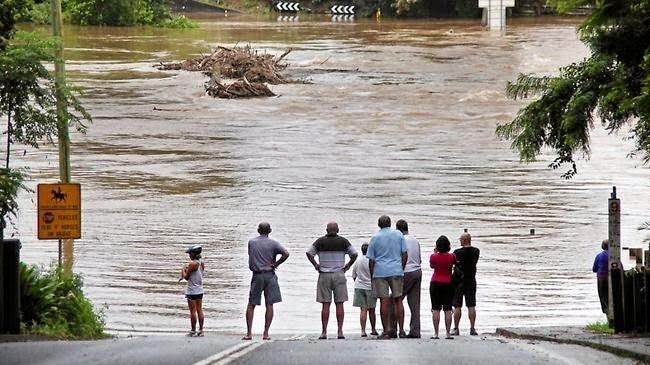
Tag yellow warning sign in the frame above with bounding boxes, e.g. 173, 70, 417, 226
37, 183, 81, 240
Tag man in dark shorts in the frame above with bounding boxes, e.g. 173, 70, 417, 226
306, 222, 358, 339
452, 232, 480, 336
244, 222, 290, 340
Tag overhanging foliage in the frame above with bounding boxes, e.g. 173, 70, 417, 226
497, 0, 650, 178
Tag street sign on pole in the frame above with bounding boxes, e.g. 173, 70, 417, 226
37, 183, 81, 240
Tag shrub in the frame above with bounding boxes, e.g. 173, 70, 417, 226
20, 263, 107, 339
157, 15, 198, 29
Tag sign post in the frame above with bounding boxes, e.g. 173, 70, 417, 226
478, 0, 514, 31
608, 186, 623, 331
37, 183, 81, 268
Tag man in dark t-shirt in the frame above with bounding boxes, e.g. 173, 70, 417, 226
452, 232, 480, 336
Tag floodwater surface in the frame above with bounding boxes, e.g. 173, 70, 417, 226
12, 16, 650, 335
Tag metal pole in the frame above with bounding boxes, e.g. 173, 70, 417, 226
58, 239, 62, 267
51, 0, 73, 276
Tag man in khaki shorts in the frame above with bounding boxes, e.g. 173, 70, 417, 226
367, 215, 408, 339
307, 222, 358, 339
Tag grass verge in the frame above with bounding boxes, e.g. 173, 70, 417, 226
585, 320, 614, 334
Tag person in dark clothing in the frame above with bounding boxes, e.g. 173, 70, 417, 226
452, 232, 480, 336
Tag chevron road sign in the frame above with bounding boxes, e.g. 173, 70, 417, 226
275, 2, 300, 11
277, 15, 300, 21
331, 14, 354, 22
330, 5, 355, 14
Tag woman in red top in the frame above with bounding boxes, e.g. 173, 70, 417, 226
429, 235, 456, 339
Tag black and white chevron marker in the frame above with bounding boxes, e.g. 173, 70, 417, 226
330, 5, 355, 14
277, 15, 300, 21
275, 2, 300, 12
331, 14, 355, 22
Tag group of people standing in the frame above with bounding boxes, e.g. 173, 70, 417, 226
180, 215, 480, 340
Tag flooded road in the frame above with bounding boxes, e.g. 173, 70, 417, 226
13, 16, 650, 335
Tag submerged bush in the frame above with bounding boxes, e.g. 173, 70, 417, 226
61, 0, 197, 27
157, 15, 198, 29
20, 263, 107, 339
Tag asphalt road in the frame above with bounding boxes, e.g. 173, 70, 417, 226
0, 333, 638, 365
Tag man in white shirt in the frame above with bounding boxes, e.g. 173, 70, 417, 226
396, 219, 421, 338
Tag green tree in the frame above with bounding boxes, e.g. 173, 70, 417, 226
496, 0, 650, 178
0, 29, 90, 240
62, 0, 181, 26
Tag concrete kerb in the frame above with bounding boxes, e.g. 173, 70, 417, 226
496, 327, 650, 364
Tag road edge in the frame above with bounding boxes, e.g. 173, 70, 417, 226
495, 328, 650, 364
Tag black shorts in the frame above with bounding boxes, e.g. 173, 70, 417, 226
430, 281, 454, 311
186, 293, 204, 301
452, 279, 476, 307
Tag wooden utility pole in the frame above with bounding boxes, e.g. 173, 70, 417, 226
51, 0, 74, 275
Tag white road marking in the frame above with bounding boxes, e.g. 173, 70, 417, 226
284, 334, 306, 341
191, 334, 305, 365
192, 341, 265, 365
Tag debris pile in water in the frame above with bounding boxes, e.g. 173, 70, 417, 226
156, 45, 292, 98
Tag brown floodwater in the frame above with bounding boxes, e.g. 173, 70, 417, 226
12, 16, 650, 335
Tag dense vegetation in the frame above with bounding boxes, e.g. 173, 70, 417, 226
497, 0, 650, 178
18, 0, 197, 28
20, 263, 107, 339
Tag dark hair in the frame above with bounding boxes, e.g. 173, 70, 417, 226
435, 235, 451, 253
189, 251, 201, 260
378, 215, 391, 229
258, 222, 272, 235
361, 243, 369, 255
601, 239, 609, 250
396, 219, 408, 233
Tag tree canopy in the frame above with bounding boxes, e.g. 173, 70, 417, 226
496, 0, 650, 178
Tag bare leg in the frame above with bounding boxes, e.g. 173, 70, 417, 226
196, 299, 204, 333
432, 310, 440, 338
263, 304, 274, 340
453, 307, 462, 330
468, 306, 476, 330
360, 307, 368, 336
444, 310, 453, 337
395, 297, 405, 336
320, 302, 330, 338
380, 297, 391, 334
244, 304, 255, 339
335, 302, 345, 338
369, 308, 377, 334
187, 299, 197, 332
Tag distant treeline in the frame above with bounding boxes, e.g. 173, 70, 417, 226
20, 0, 197, 27
176, 0, 585, 18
